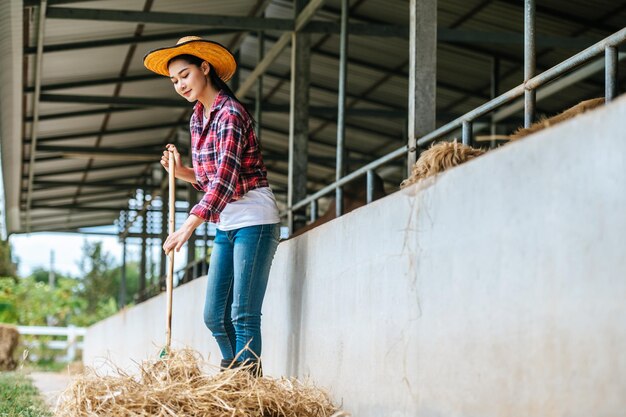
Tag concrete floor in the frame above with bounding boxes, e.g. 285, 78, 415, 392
30, 371, 75, 411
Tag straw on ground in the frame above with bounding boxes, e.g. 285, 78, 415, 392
56, 348, 344, 417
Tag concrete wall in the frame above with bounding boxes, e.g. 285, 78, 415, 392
84, 95, 626, 416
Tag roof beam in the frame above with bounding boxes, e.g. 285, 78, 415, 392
24, 25, 597, 57
30, 203, 189, 213
44, 7, 407, 37
24, 120, 186, 143
33, 143, 371, 173
26, 190, 132, 204
40, 93, 186, 107
36, 145, 161, 162
25, 73, 157, 93
25, 0, 102, 6
31, 180, 159, 191
25, 106, 142, 122
497, 0, 625, 34
24, 28, 237, 55
29, 62, 404, 111
46, 7, 295, 30
23, 161, 141, 178
236, 0, 326, 98
36, 94, 405, 118
22, 216, 116, 230
254, 33, 491, 101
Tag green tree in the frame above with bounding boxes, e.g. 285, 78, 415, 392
29, 267, 74, 285
1, 240, 141, 328
0, 276, 83, 326
109, 261, 140, 306
77, 241, 117, 316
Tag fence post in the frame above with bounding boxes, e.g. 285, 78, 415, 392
66, 325, 77, 362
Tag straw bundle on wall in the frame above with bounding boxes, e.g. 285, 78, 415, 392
56, 349, 344, 417
0, 323, 19, 371
509, 97, 604, 140
400, 140, 485, 189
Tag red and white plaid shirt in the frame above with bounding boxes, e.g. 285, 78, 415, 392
189, 90, 269, 223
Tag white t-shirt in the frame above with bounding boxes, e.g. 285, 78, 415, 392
203, 112, 280, 231
218, 187, 280, 231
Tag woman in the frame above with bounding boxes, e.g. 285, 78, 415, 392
143, 36, 281, 375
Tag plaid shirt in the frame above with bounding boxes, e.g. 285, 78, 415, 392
189, 90, 269, 223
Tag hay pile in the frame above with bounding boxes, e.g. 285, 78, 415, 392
56, 349, 344, 417
0, 323, 19, 371
401, 140, 485, 188
509, 97, 604, 140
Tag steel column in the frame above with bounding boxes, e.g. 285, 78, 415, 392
407, 0, 437, 174
490, 56, 500, 148
366, 170, 375, 204
335, 0, 348, 217
310, 200, 318, 222
605, 46, 618, 102
255, 28, 265, 139
288, 0, 311, 233
462, 120, 473, 146
119, 212, 127, 308
524, 0, 536, 128
139, 196, 147, 301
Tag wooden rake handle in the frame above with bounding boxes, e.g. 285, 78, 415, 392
165, 151, 176, 350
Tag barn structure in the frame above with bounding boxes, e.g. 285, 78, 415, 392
1, 0, 625, 415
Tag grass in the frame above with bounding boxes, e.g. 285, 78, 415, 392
0, 372, 52, 417
24, 359, 68, 373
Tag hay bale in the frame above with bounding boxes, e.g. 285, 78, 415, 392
509, 97, 605, 140
0, 324, 19, 371
56, 349, 344, 417
400, 140, 485, 189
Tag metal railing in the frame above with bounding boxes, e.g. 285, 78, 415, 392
283, 26, 626, 229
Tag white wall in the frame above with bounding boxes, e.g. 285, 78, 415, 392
85, 95, 626, 417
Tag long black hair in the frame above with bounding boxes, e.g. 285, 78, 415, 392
168, 54, 256, 125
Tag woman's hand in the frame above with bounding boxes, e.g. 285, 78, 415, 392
163, 215, 204, 255
160, 144, 197, 184
160, 144, 183, 174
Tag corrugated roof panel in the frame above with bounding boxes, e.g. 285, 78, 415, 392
345, 0, 408, 25
105, 107, 183, 130
34, 46, 131, 85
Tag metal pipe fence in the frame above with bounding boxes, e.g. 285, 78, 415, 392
283, 26, 625, 230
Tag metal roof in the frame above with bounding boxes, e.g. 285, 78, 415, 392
1, 0, 625, 235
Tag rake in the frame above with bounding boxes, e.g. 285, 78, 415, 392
160, 150, 175, 358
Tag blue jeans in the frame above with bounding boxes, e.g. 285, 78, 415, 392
203, 223, 280, 362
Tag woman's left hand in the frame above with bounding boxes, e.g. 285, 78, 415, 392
163, 226, 193, 254
163, 215, 204, 254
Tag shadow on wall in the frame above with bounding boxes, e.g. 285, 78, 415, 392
284, 235, 307, 377
289, 173, 387, 239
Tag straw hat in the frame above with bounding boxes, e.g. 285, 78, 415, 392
143, 36, 237, 81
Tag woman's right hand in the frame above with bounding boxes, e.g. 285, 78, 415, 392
160, 144, 197, 184
161, 144, 183, 174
